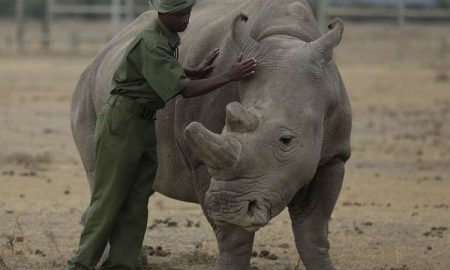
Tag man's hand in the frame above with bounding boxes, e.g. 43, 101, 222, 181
184, 48, 220, 79
224, 54, 257, 82
181, 54, 257, 98
193, 48, 220, 78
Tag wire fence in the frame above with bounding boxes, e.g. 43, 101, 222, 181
5, 0, 450, 55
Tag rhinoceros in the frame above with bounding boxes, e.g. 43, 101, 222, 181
70, 0, 352, 269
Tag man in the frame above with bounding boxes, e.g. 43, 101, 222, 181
67, 0, 257, 269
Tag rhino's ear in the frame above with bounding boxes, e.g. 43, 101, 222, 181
309, 18, 344, 63
232, 13, 259, 58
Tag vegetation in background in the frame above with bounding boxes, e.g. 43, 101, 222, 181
436, 0, 449, 8
0, 0, 17, 17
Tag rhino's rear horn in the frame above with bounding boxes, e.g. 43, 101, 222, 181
225, 102, 258, 133
184, 122, 242, 170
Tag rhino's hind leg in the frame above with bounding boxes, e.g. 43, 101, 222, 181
192, 165, 254, 270
288, 158, 345, 270
72, 104, 96, 227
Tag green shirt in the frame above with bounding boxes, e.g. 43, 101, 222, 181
111, 18, 190, 109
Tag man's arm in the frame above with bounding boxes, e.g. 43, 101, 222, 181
181, 55, 256, 98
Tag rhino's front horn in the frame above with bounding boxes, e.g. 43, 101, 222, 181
184, 122, 242, 170
309, 18, 344, 62
226, 102, 258, 132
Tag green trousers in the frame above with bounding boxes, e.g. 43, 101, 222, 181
68, 103, 157, 270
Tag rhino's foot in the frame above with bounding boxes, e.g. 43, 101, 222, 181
214, 225, 254, 270
301, 255, 335, 270
297, 261, 336, 270
304, 262, 335, 270
292, 221, 337, 270
216, 254, 251, 270
298, 231, 335, 270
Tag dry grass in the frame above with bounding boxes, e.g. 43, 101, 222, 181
1, 151, 52, 169
0, 20, 449, 270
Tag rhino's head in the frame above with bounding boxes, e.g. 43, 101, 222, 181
184, 13, 345, 231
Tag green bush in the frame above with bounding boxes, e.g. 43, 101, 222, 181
436, 0, 448, 8
0, 0, 14, 17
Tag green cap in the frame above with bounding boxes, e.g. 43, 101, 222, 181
149, 0, 196, 14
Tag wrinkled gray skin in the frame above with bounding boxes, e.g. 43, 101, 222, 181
71, 0, 351, 269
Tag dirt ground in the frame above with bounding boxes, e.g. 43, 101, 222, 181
0, 21, 449, 270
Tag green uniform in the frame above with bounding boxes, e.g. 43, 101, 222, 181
67, 17, 189, 270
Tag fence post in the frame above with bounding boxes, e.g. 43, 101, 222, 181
42, 0, 53, 51
126, 0, 135, 22
15, 0, 25, 51
111, 0, 121, 36
70, 31, 80, 54
436, 35, 448, 81
397, 0, 406, 59
397, 0, 405, 27
317, 0, 329, 34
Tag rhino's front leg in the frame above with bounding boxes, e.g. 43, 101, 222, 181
214, 225, 254, 270
288, 158, 345, 270
192, 166, 254, 270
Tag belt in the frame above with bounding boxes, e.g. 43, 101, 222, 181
107, 95, 157, 120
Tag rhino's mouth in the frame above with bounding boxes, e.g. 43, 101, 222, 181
205, 192, 270, 232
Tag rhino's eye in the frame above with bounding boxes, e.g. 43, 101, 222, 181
279, 136, 294, 145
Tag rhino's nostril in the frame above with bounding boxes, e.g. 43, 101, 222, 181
248, 200, 257, 217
